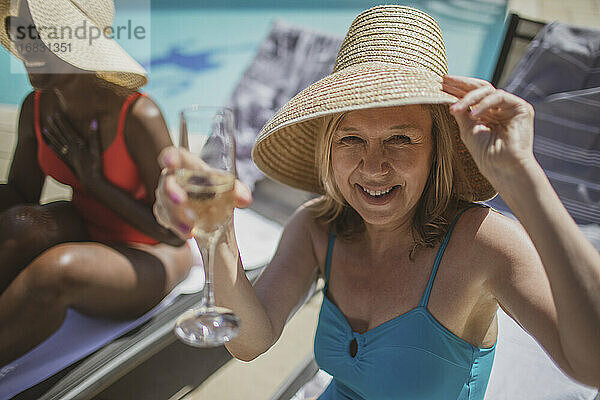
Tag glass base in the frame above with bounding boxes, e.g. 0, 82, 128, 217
174, 306, 241, 347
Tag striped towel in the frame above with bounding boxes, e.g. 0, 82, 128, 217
487, 22, 600, 228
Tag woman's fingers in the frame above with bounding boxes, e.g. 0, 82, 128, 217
153, 198, 193, 239
155, 162, 252, 233
472, 90, 532, 119
158, 146, 208, 171
45, 115, 68, 146
154, 177, 251, 238
41, 127, 64, 154
442, 76, 496, 104
451, 87, 532, 128
470, 91, 514, 119
158, 146, 182, 170
154, 171, 195, 238
441, 82, 467, 99
450, 85, 495, 113
449, 94, 492, 132
51, 113, 78, 144
86, 119, 102, 158
155, 147, 253, 238
443, 75, 492, 92
159, 146, 253, 208
164, 172, 189, 206
44, 115, 75, 161
179, 149, 209, 170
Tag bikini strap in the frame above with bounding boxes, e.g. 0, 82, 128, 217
418, 204, 489, 308
34, 91, 42, 141
34, 91, 143, 142
323, 231, 336, 291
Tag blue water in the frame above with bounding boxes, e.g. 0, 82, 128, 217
0, 0, 508, 130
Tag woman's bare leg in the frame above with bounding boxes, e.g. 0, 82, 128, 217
0, 201, 88, 294
0, 241, 191, 365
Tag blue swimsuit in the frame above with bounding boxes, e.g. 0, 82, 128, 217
314, 208, 496, 399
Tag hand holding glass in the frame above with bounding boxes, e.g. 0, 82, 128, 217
173, 106, 240, 347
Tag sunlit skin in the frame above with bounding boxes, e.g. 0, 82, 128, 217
0, 1, 191, 365
331, 105, 433, 239
155, 79, 600, 385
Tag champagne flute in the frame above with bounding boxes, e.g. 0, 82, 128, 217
173, 106, 240, 347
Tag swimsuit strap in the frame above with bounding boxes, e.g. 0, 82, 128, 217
419, 204, 488, 308
323, 231, 336, 291
34, 91, 144, 145
34, 91, 41, 141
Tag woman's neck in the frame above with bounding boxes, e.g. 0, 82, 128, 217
361, 216, 415, 256
52, 75, 124, 122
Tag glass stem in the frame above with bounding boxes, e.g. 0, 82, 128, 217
200, 231, 219, 309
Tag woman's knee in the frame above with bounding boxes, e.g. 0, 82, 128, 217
22, 244, 84, 305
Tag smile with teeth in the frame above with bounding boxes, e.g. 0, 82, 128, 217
359, 185, 399, 197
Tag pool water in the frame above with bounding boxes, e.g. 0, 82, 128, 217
0, 0, 507, 130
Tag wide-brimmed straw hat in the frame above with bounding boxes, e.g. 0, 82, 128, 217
252, 5, 496, 202
0, 0, 147, 90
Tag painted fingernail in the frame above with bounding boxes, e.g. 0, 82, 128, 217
169, 191, 183, 204
163, 154, 174, 166
178, 223, 191, 232
90, 119, 98, 131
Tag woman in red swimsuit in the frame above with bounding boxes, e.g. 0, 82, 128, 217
0, 0, 191, 364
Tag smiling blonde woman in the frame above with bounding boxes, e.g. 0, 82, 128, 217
154, 5, 600, 399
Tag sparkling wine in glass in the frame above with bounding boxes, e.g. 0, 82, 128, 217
173, 106, 241, 347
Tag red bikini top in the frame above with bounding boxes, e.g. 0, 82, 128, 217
34, 91, 159, 245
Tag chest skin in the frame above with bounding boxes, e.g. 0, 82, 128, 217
314, 222, 499, 349
37, 91, 128, 153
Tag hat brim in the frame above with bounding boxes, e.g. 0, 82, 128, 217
0, 0, 147, 90
252, 62, 496, 201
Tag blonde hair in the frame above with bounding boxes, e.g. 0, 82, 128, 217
311, 104, 471, 258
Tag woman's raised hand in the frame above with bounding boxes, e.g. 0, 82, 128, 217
43, 113, 103, 189
153, 146, 253, 239
443, 75, 537, 186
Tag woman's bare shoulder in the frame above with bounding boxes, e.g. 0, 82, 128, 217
129, 94, 164, 121
286, 198, 330, 271
475, 207, 530, 250
454, 206, 537, 275
288, 198, 329, 231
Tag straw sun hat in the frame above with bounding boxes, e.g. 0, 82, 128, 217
252, 5, 496, 202
0, 0, 147, 90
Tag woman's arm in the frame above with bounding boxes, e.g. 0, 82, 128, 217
490, 160, 600, 386
1, 92, 45, 211
218, 205, 321, 361
444, 75, 600, 386
154, 148, 320, 361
